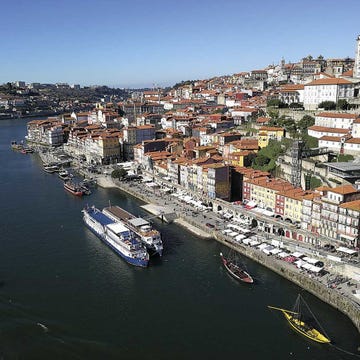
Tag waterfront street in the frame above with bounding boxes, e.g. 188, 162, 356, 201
39, 148, 360, 312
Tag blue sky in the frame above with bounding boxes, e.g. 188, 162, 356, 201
1, 0, 359, 88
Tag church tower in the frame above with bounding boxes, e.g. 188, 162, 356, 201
354, 35, 360, 78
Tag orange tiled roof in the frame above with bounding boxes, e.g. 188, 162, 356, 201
256, 117, 271, 123
345, 138, 360, 144
259, 126, 284, 132
340, 199, 360, 211
342, 69, 353, 77
306, 78, 352, 86
308, 125, 349, 134
316, 112, 359, 119
329, 185, 358, 195
318, 135, 342, 142
280, 84, 304, 91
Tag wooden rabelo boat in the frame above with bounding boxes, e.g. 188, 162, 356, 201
220, 251, 253, 284
268, 294, 331, 344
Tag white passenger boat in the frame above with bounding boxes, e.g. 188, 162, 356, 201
82, 206, 149, 267
103, 205, 163, 256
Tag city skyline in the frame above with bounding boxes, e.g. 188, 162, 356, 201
2, 0, 360, 88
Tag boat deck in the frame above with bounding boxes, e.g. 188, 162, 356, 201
87, 208, 114, 226
104, 206, 136, 222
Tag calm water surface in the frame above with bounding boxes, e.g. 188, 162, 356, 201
0, 118, 359, 359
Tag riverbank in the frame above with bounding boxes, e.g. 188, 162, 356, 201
95, 175, 360, 335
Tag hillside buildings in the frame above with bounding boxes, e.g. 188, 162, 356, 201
24, 33, 360, 249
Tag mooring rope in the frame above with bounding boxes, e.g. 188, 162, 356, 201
329, 343, 360, 358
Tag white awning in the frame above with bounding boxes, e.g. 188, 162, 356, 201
222, 229, 233, 234
263, 246, 274, 255
263, 210, 274, 217
309, 265, 323, 273
336, 246, 357, 255
327, 254, 342, 262
270, 248, 282, 255
303, 256, 320, 265
245, 201, 257, 209
235, 234, 247, 241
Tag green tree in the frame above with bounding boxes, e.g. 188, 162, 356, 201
336, 154, 354, 162
289, 102, 303, 109
251, 139, 282, 173
301, 133, 318, 148
310, 177, 322, 189
111, 168, 128, 179
337, 99, 349, 110
298, 115, 315, 130
318, 101, 336, 110
268, 109, 279, 124
267, 99, 287, 108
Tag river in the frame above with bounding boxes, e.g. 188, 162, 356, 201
0, 118, 359, 359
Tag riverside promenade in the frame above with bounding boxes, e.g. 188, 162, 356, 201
94, 174, 360, 335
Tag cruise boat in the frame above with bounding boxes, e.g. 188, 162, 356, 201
82, 206, 149, 267
103, 205, 163, 256
64, 181, 84, 196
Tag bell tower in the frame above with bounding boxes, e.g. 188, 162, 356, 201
354, 35, 360, 78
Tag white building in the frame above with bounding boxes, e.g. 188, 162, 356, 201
314, 112, 358, 129
308, 125, 349, 139
303, 78, 354, 110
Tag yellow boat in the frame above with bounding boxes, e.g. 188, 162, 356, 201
268, 295, 331, 344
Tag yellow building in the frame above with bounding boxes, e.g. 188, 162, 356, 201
277, 189, 310, 223
227, 150, 252, 167
258, 126, 285, 148
243, 177, 294, 212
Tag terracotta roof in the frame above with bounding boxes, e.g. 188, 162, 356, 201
340, 199, 360, 211
308, 125, 349, 134
277, 188, 313, 201
280, 84, 304, 91
306, 78, 352, 86
235, 167, 270, 178
316, 112, 359, 119
259, 126, 284, 132
318, 135, 342, 142
329, 185, 358, 195
345, 137, 360, 144
245, 177, 294, 192
342, 69, 353, 77
256, 117, 271, 123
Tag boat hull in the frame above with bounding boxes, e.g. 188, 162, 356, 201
84, 221, 148, 267
82, 208, 149, 268
64, 183, 83, 196
220, 253, 253, 283
284, 312, 331, 344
